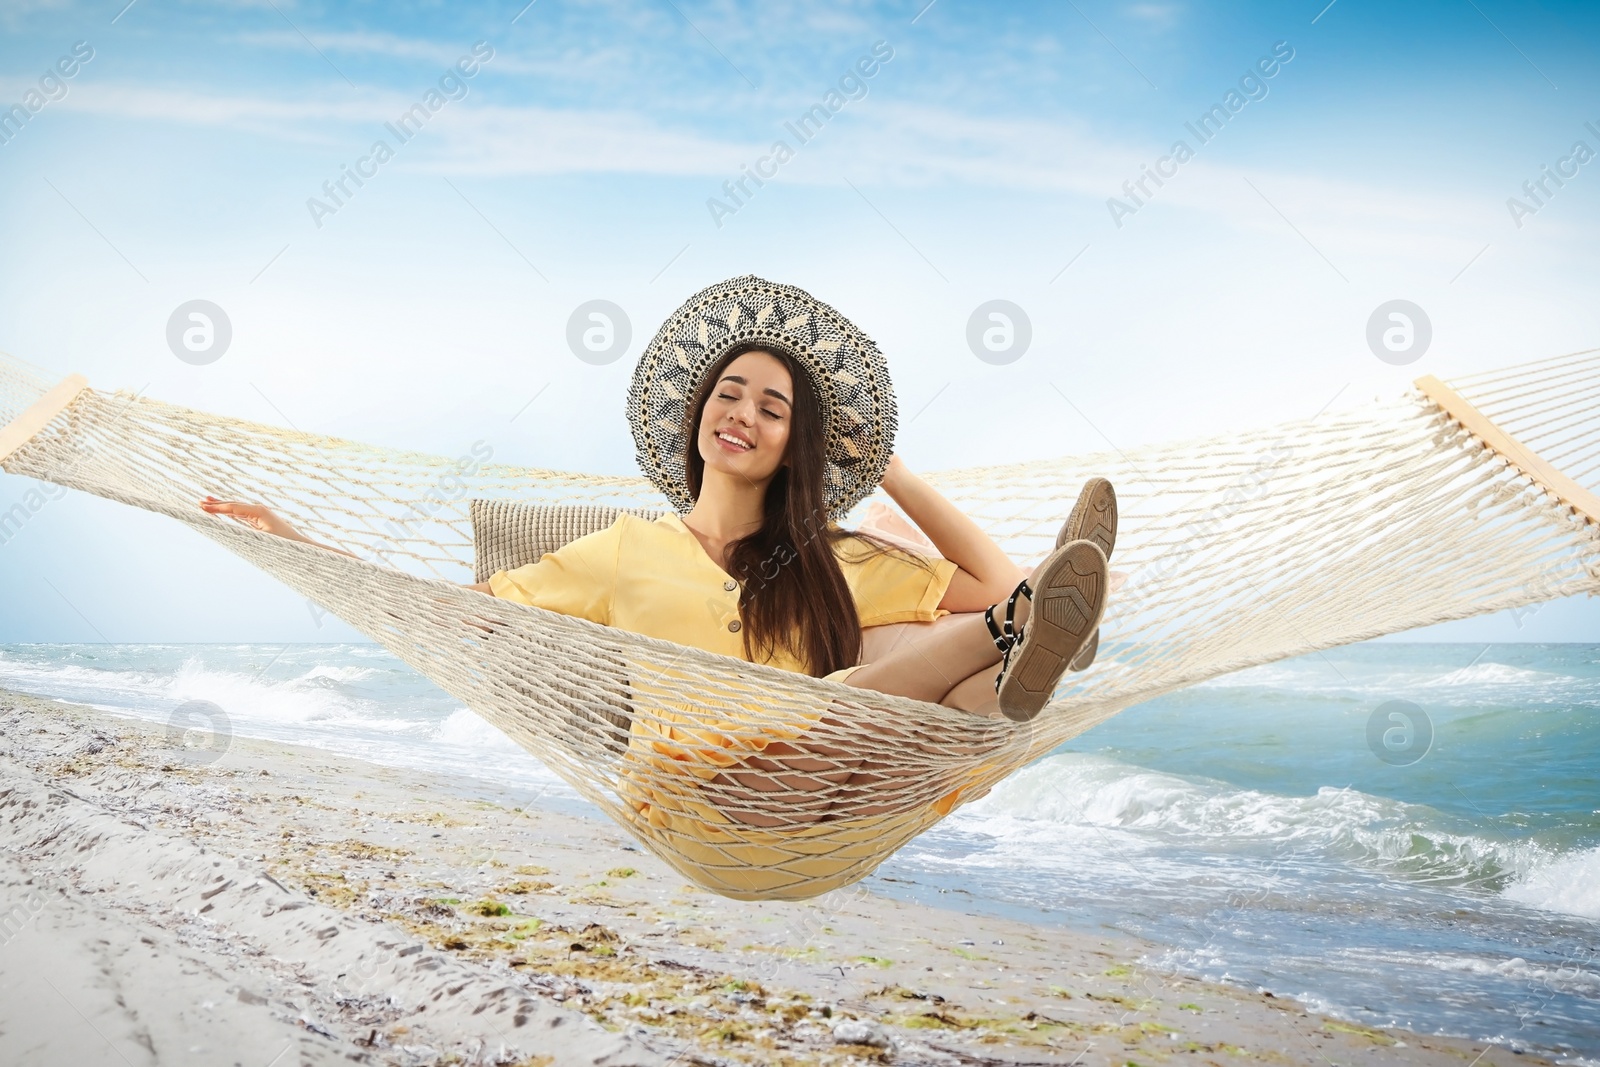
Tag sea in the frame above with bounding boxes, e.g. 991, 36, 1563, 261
1, 641, 1595, 1061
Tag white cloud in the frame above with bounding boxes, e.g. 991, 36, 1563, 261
1124, 3, 1183, 31
421, 103, 751, 176
55, 83, 397, 146
231, 29, 470, 65
55, 80, 748, 170
54, 78, 1575, 266
227, 28, 558, 77
0, 0, 73, 23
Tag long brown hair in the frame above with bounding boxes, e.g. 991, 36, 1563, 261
685, 344, 905, 676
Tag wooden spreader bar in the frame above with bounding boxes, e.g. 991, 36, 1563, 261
0, 373, 89, 466
1416, 373, 1600, 528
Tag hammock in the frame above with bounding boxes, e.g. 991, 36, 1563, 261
3, 351, 1599, 901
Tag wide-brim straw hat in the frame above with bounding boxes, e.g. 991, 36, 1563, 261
626, 274, 898, 519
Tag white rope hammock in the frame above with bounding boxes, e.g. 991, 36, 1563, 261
3, 351, 1598, 900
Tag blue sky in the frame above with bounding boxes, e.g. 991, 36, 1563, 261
2, 0, 1598, 642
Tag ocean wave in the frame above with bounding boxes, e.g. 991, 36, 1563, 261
164, 658, 383, 727
0, 654, 409, 732
953, 753, 1584, 905
1194, 663, 1317, 690
1336, 945, 1600, 995
292, 663, 382, 685
435, 707, 527, 751
1503, 846, 1600, 921
0, 656, 170, 700
1427, 662, 1565, 687
1194, 656, 1590, 699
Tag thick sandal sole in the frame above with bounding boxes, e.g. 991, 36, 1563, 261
1058, 477, 1116, 672
997, 540, 1107, 723
1057, 476, 1118, 556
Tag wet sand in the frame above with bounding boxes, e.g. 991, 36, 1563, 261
0, 686, 1544, 1066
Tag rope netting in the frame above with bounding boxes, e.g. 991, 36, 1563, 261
3, 350, 1598, 899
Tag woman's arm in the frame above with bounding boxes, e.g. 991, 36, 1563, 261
877, 455, 1024, 612
199, 497, 494, 593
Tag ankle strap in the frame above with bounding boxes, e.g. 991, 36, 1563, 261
991, 578, 1035, 695
985, 578, 1035, 653
1004, 578, 1032, 639
983, 604, 1014, 652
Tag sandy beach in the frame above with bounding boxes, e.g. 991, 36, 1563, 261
0, 686, 1552, 1067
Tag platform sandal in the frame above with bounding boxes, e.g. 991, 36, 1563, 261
1056, 477, 1117, 672
990, 539, 1108, 723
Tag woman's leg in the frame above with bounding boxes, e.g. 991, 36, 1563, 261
860, 616, 1006, 715
841, 605, 1024, 705
849, 536, 1109, 722
938, 665, 1006, 715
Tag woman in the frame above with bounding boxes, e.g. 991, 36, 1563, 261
201, 276, 1112, 725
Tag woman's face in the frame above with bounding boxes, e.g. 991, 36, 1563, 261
697, 349, 795, 488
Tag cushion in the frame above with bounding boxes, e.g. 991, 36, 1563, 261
470, 500, 662, 584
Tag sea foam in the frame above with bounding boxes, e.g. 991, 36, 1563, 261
1502, 845, 1600, 921
955, 752, 1575, 904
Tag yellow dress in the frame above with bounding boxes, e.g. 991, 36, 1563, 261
489, 512, 986, 899
488, 511, 958, 669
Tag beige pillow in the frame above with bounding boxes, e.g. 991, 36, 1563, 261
470, 500, 662, 583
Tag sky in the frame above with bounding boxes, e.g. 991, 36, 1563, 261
1, 0, 1598, 643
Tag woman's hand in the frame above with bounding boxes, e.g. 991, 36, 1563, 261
199, 497, 302, 540
198, 497, 496, 592
198, 496, 360, 560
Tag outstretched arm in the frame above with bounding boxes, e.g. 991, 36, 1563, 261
877, 455, 1024, 612
198, 497, 494, 592
199, 497, 357, 557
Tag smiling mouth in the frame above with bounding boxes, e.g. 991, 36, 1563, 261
715, 431, 752, 452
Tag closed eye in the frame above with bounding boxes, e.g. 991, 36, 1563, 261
716, 389, 782, 419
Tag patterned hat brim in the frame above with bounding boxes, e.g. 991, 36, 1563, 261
626, 275, 898, 518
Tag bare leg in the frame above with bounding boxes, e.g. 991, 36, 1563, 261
939, 665, 1006, 715
841, 598, 1030, 706
860, 615, 1005, 715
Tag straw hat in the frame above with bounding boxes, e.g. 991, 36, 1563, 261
626, 274, 898, 518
